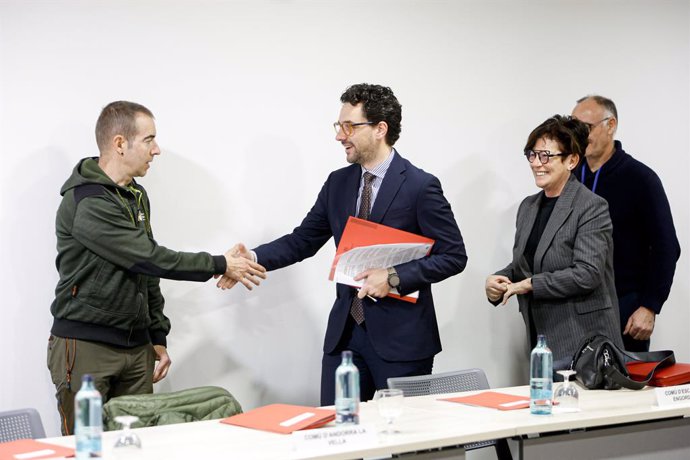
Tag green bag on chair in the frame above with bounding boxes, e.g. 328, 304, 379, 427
102, 386, 242, 431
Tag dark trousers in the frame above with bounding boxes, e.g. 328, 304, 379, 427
47, 335, 155, 435
618, 292, 651, 352
320, 316, 434, 406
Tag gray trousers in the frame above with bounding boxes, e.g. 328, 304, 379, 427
47, 335, 155, 435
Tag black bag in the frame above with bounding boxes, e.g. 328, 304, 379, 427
570, 335, 675, 390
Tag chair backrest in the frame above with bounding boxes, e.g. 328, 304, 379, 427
0, 408, 46, 442
387, 368, 490, 396
387, 368, 511, 457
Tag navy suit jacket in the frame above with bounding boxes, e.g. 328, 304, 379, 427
254, 152, 467, 362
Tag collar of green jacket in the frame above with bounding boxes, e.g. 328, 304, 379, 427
60, 157, 139, 196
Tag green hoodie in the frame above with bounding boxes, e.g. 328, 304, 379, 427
50, 157, 226, 347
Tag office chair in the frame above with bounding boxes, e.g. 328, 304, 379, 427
0, 408, 46, 442
388, 369, 513, 460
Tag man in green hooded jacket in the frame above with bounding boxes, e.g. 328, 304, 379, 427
47, 101, 265, 434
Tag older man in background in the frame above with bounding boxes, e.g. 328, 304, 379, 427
572, 95, 680, 352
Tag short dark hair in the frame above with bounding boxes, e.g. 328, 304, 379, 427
576, 94, 618, 121
340, 83, 402, 146
524, 115, 589, 161
95, 101, 154, 153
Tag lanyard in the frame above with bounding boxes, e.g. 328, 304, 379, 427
581, 164, 602, 194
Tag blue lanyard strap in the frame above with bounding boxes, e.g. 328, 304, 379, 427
581, 164, 602, 194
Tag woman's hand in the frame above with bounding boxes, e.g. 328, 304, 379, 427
485, 275, 512, 302
502, 277, 532, 305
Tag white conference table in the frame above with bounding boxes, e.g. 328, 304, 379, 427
41, 402, 505, 459
402, 385, 690, 459
39, 384, 690, 460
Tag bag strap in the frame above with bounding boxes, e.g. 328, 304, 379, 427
605, 349, 675, 390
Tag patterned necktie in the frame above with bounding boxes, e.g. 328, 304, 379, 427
350, 172, 376, 324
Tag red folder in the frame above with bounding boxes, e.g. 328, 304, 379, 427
441, 391, 530, 411
626, 362, 690, 387
0, 439, 74, 460
330, 217, 435, 303
220, 404, 335, 434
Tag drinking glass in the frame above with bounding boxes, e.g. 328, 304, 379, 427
554, 370, 580, 413
374, 389, 404, 434
113, 415, 142, 453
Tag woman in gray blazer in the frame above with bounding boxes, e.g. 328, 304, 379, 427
486, 115, 622, 370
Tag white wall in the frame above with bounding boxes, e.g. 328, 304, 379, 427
1, 0, 688, 437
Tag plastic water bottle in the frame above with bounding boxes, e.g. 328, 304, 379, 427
74, 374, 102, 459
335, 350, 360, 424
530, 334, 553, 415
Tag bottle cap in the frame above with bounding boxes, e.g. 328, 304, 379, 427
82, 374, 94, 383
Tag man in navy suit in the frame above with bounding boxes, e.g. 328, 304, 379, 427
225, 84, 467, 404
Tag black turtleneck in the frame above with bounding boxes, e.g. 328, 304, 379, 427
524, 193, 559, 271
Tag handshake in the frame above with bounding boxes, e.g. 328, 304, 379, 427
215, 243, 267, 290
